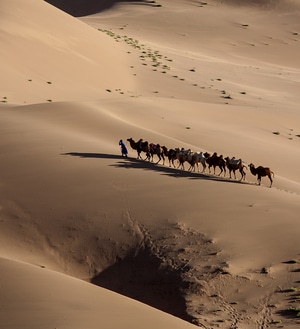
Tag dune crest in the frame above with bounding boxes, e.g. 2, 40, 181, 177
0, 0, 135, 104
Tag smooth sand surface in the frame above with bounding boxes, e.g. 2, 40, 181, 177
1, 0, 300, 328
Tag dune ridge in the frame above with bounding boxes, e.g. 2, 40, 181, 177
0, 0, 135, 104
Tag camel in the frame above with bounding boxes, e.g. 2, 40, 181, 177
176, 148, 193, 170
206, 152, 226, 176
149, 143, 165, 164
188, 151, 210, 173
161, 145, 169, 158
225, 157, 247, 181
161, 145, 177, 166
166, 148, 179, 168
249, 163, 274, 187
127, 138, 150, 160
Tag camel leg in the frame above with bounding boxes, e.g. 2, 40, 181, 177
179, 161, 185, 170
192, 163, 198, 172
195, 163, 198, 172
241, 167, 246, 181
268, 174, 273, 188
218, 166, 225, 176
156, 154, 161, 164
239, 169, 245, 181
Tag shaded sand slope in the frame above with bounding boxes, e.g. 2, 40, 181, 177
0, 0, 135, 104
44, 0, 159, 16
0, 257, 195, 329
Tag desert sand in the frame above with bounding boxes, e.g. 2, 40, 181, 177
1, 0, 300, 328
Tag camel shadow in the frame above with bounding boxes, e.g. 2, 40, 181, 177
63, 152, 250, 185
112, 158, 250, 185
62, 152, 122, 160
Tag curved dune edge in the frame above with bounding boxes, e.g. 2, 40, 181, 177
0, 257, 196, 329
1, 0, 300, 328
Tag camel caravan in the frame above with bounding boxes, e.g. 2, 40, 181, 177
126, 138, 274, 187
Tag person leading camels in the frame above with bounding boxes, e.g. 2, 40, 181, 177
119, 139, 128, 157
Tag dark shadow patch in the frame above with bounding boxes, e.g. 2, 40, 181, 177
282, 259, 299, 264
91, 244, 194, 322
90, 221, 225, 325
62, 152, 123, 159
277, 307, 300, 319
44, 0, 160, 17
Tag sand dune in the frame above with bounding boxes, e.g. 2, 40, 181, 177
0, 257, 196, 329
1, 0, 300, 328
0, 0, 135, 104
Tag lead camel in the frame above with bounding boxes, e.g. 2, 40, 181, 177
249, 163, 274, 188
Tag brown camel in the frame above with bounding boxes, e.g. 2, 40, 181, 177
149, 143, 165, 164
225, 157, 247, 181
127, 138, 150, 160
166, 148, 179, 168
206, 152, 226, 176
249, 163, 274, 187
176, 148, 193, 170
161, 145, 169, 158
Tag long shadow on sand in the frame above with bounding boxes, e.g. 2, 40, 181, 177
63, 152, 121, 160
63, 152, 250, 186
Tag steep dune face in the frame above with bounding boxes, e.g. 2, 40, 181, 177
0, 0, 135, 104
44, 0, 161, 16
44, 0, 118, 16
